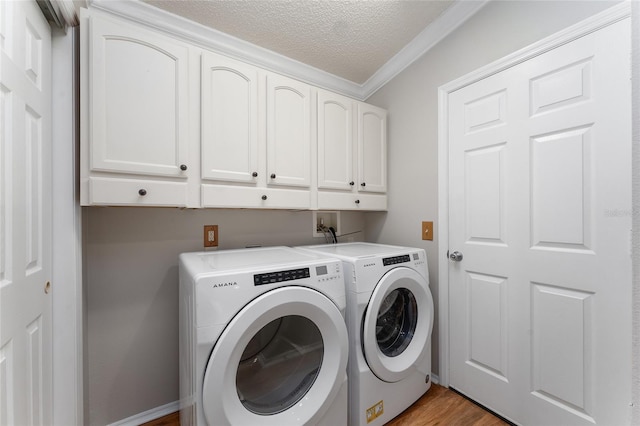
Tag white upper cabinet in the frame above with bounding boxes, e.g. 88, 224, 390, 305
81, 11, 192, 206
317, 90, 387, 210
357, 103, 387, 194
317, 90, 354, 191
87, 13, 190, 178
199, 61, 311, 209
201, 51, 259, 184
81, 10, 385, 210
266, 73, 311, 188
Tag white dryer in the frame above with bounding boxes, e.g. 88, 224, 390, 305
179, 246, 349, 426
295, 243, 434, 426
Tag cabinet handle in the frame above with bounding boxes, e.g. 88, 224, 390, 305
270, 173, 276, 179
355, 199, 360, 204
138, 189, 147, 196
252, 172, 258, 177
180, 164, 188, 171
361, 182, 366, 187
261, 195, 268, 200
349, 181, 354, 186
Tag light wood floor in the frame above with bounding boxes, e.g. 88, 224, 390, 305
142, 384, 510, 426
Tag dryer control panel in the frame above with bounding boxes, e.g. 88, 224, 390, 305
254, 268, 310, 286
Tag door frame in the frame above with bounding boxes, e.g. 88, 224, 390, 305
436, 2, 632, 388
52, 25, 83, 425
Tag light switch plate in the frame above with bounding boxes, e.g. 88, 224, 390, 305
422, 221, 433, 241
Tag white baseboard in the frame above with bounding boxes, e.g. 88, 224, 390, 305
430, 373, 441, 385
107, 401, 179, 426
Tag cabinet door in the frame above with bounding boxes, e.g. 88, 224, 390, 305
201, 51, 259, 183
88, 14, 189, 177
266, 74, 311, 188
317, 90, 354, 191
357, 103, 387, 193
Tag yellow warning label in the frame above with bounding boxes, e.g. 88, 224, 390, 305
366, 400, 384, 423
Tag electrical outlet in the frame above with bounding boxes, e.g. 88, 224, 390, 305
422, 221, 433, 241
204, 225, 218, 247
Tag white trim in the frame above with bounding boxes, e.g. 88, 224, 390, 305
107, 400, 179, 426
437, 85, 451, 388
86, 0, 486, 101
87, 0, 362, 99
52, 26, 83, 426
430, 373, 440, 385
361, 0, 488, 98
436, 1, 631, 388
439, 1, 631, 95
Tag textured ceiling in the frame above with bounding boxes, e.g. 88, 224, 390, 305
141, 0, 454, 84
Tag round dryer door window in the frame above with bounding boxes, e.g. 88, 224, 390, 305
202, 287, 348, 426
236, 315, 323, 415
362, 267, 434, 383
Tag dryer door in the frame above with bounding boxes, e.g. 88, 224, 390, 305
202, 286, 348, 425
362, 266, 434, 383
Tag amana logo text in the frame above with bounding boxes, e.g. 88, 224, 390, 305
212, 281, 237, 288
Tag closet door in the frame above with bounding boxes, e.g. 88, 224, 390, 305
448, 18, 631, 426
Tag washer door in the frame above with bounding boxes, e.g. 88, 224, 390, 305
202, 286, 348, 426
362, 267, 434, 383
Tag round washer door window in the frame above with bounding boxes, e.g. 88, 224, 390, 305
202, 287, 348, 426
362, 267, 434, 383
376, 288, 418, 357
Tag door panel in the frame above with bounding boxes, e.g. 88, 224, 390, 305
466, 272, 508, 381
449, 19, 631, 425
0, 1, 52, 424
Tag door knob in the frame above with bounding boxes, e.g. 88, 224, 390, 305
449, 251, 463, 262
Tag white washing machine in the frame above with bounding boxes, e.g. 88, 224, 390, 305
295, 243, 434, 426
179, 246, 349, 426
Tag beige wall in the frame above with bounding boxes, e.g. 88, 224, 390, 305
365, 0, 619, 381
84, 207, 365, 424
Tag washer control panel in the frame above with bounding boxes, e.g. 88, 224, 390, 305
382, 254, 411, 266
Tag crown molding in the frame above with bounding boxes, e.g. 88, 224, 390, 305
360, 0, 489, 99
87, 0, 486, 101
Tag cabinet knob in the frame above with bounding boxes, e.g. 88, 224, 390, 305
361, 182, 366, 187
138, 189, 147, 196
261, 195, 268, 200
180, 164, 188, 171
355, 199, 360, 204
349, 181, 354, 186
270, 173, 276, 179
252, 172, 258, 177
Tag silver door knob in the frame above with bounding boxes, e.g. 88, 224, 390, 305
449, 251, 463, 262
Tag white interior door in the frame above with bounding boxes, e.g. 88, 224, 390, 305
0, 1, 52, 424
448, 19, 631, 425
